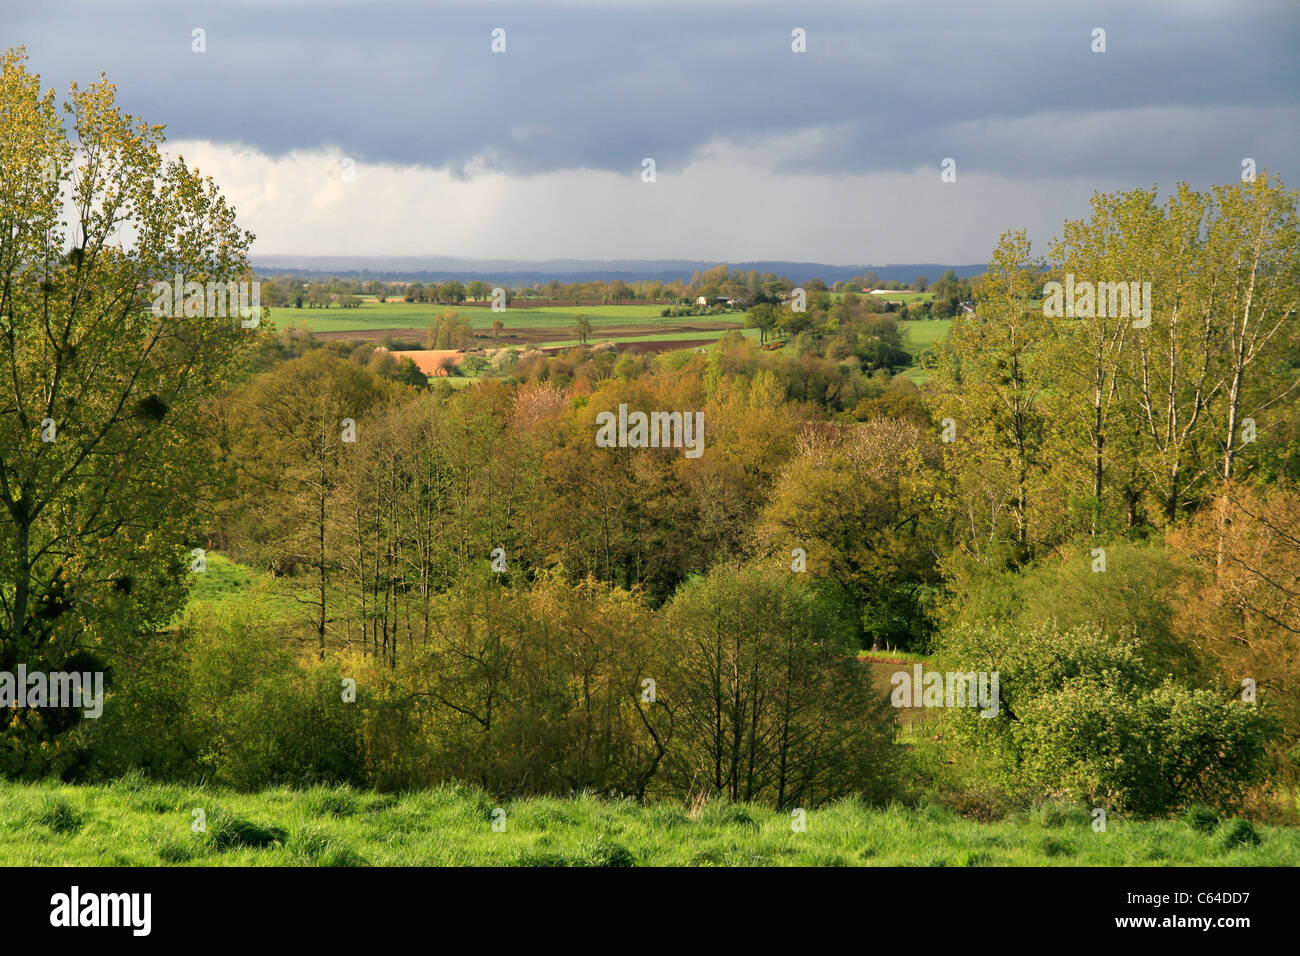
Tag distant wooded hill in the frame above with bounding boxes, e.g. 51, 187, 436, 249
251, 256, 987, 285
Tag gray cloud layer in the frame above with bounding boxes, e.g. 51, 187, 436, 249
12, 0, 1300, 184
8, 0, 1298, 261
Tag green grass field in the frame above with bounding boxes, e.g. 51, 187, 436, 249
3, 777, 1291, 866
900, 318, 950, 352
184, 552, 309, 621
270, 302, 683, 334
896, 317, 950, 383
270, 300, 945, 385
269, 301, 946, 366
186, 552, 257, 605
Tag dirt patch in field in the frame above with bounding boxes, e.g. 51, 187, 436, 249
313, 320, 744, 349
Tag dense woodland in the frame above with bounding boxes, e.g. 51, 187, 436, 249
3, 51, 1299, 820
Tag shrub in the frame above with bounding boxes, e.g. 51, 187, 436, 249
942, 541, 1201, 681
185, 603, 365, 790
940, 622, 1280, 815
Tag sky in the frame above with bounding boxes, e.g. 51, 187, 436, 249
6, 0, 1299, 265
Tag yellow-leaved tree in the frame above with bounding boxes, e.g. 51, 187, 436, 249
0, 48, 262, 772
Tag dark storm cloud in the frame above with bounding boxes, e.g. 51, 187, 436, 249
9, 0, 1300, 186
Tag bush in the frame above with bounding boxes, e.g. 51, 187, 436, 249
69, 628, 197, 782
940, 621, 1280, 815
184, 603, 366, 790
943, 541, 1202, 680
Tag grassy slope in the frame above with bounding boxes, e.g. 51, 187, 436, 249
4, 778, 1291, 866
183, 552, 308, 621
897, 317, 951, 383
186, 552, 256, 604
900, 318, 951, 351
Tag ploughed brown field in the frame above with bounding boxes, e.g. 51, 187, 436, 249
312, 319, 745, 352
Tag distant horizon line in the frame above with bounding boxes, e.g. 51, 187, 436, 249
250, 255, 986, 269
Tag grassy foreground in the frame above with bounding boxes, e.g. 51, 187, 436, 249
2, 777, 1295, 866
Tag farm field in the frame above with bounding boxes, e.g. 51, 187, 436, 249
279, 301, 753, 353
270, 302, 683, 334
3, 778, 1291, 866
280, 302, 948, 375
900, 317, 951, 353
314, 320, 747, 350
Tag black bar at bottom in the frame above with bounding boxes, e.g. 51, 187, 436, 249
9, 865, 1289, 943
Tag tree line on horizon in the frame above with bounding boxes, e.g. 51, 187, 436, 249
252, 266, 976, 312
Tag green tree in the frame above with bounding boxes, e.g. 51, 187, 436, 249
0, 49, 261, 765
928, 231, 1054, 565
573, 314, 593, 346
394, 357, 429, 390
218, 351, 392, 657
746, 303, 778, 345
777, 304, 812, 338
438, 280, 466, 305
754, 418, 944, 650
662, 563, 898, 807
